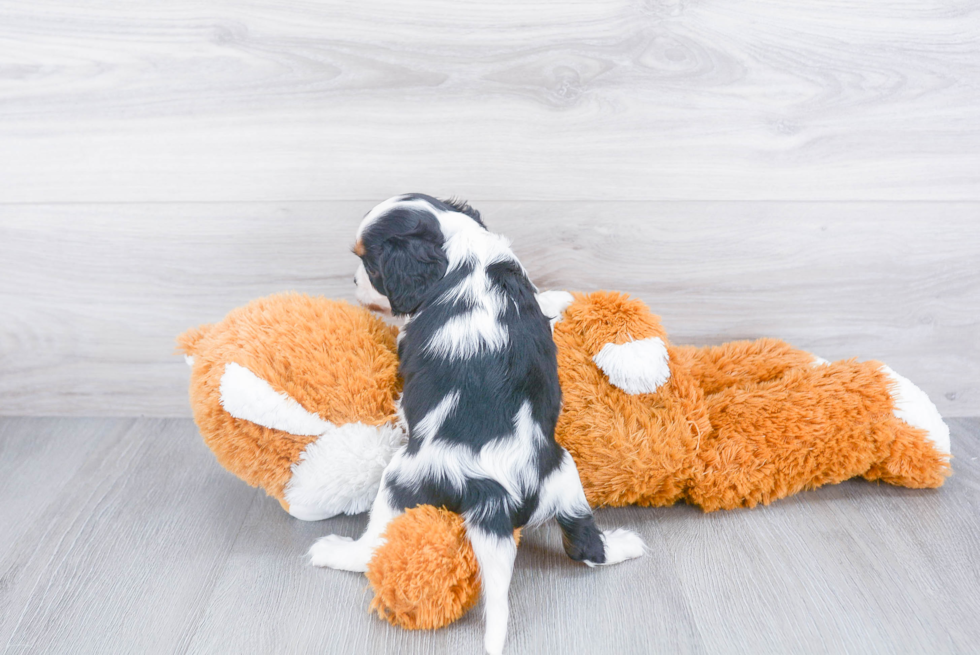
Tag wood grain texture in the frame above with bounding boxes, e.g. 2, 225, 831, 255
0, 0, 978, 203
0, 418, 258, 654
1, 201, 977, 417
1, 417, 979, 654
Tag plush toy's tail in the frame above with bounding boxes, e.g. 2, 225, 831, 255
862, 366, 951, 488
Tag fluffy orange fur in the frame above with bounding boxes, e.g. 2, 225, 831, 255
178, 291, 950, 630
176, 293, 401, 509
367, 291, 950, 628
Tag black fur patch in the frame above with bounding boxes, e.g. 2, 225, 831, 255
358, 204, 448, 315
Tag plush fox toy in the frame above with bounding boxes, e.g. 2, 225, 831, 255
178, 290, 950, 630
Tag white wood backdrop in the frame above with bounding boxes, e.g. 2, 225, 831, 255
0, 0, 977, 416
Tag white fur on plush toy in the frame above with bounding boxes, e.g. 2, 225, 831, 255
285, 422, 405, 519
592, 338, 671, 395
208, 359, 406, 520
881, 365, 951, 456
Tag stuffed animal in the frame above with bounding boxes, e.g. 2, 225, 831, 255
178, 289, 951, 629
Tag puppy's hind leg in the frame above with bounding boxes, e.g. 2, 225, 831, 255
539, 449, 646, 566
309, 466, 402, 572
465, 514, 518, 655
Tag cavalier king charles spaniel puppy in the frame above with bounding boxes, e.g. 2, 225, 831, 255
310, 194, 644, 654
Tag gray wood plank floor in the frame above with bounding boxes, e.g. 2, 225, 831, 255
1, 417, 978, 654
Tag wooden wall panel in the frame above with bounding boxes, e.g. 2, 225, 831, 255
0, 0, 978, 202
1, 201, 976, 416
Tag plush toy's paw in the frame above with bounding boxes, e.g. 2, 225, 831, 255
309, 534, 371, 572
593, 338, 671, 395
881, 365, 951, 457
585, 528, 646, 567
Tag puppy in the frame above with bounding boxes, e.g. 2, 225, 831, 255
310, 194, 644, 654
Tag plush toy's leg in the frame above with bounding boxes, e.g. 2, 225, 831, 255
688, 360, 950, 512
674, 338, 823, 397
533, 449, 646, 566
464, 521, 517, 655
308, 464, 403, 572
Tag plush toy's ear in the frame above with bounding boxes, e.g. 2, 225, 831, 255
378, 234, 448, 315
175, 323, 215, 363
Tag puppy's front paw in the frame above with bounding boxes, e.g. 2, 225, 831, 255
308, 534, 369, 571
598, 528, 646, 565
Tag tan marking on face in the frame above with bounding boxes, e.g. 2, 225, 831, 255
353, 240, 366, 257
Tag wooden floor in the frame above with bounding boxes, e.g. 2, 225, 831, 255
1, 416, 978, 655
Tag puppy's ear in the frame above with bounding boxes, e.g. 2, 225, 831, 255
379, 235, 449, 315
441, 196, 485, 228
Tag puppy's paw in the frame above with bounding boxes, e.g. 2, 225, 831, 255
308, 534, 370, 572
597, 528, 646, 566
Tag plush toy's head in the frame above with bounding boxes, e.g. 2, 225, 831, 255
177, 293, 405, 520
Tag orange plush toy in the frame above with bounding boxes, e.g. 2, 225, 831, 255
179, 289, 951, 630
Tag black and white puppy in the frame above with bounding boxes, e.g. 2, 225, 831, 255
310, 194, 644, 654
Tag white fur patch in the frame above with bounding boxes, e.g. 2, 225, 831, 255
811, 354, 831, 366
442, 226, 517, 274
285, 421, 406, 520
309, 481, 402, 569
426, 307, 509, 359
593, 337, 671, 394
536, 290, 574, 332
414, 391, 460, 440
354, 261, 391, 314
219, 362, 332, 436
184, 354, 195, 366
881, 365, 951, 456
393, 400, 545, 509
529, 448, 591, 526
585, 529, 646, 567
465, 525, 517, 655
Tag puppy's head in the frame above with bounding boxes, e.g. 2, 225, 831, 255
353, 194, 484, 316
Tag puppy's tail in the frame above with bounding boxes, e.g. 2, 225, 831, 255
465, 521, 518, 655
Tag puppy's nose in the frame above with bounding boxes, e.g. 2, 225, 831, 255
353, 275, 357, 284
